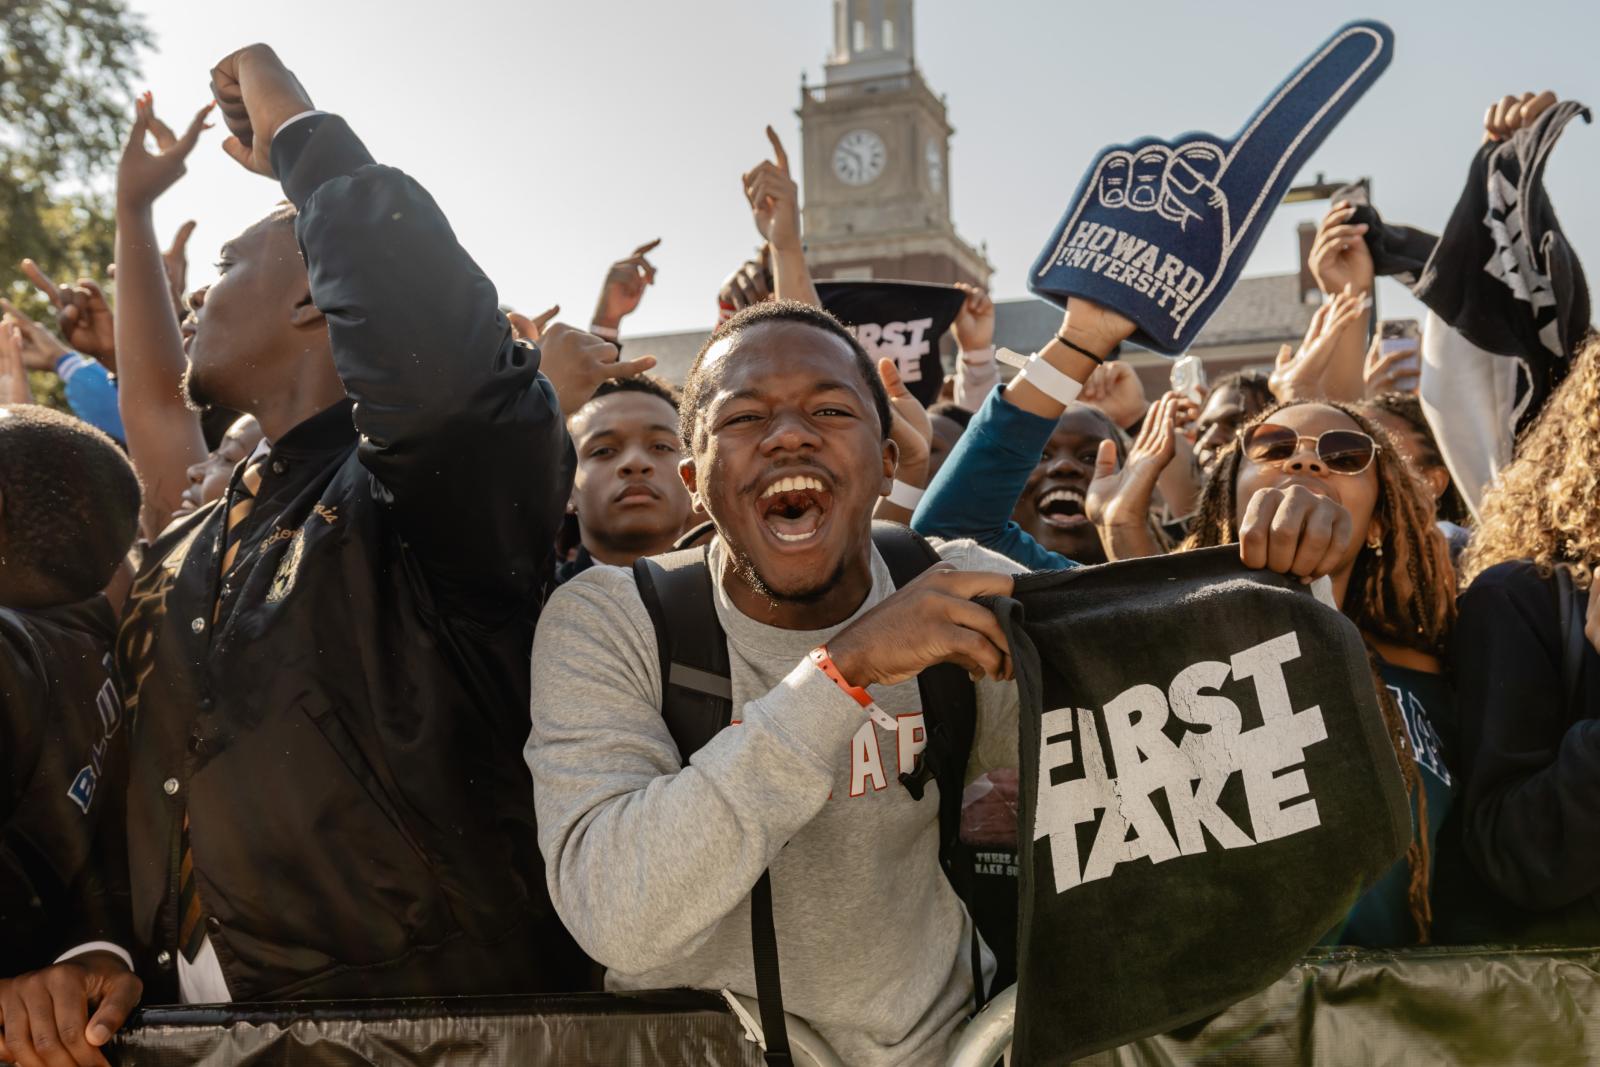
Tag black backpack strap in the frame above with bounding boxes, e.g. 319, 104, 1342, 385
749, 871, 793, 1065
671, 519, 718, 552
634, 546, 733, 760
634, 546, 791, 1065
871, 523, 988, 1011
1556, 565, 1586, 712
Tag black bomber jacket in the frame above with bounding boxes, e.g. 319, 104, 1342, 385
116, 114, 588, 1001
1, 597, 129, 972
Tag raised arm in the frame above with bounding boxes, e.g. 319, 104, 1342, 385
1085, 391, 1193, 561
113, 94, 214, 538
213, 44, 573, 612
951, 283, 999, 411
1303, 201, 1375, 401
743, 127, 819, 308
914, 298, 1135, 569
589, 238, 660, 341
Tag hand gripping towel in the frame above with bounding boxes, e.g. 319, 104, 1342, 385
1027, 21, 1394, 355
990, 547, 1410, 1063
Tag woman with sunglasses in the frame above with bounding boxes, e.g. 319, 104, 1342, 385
1182, 401, 1457, 945
1092, 396, 1458, 944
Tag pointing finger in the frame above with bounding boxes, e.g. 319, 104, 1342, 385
765, 125, 790, 175
630, 238, 662, 257
168, 220, 197, 258
20, 259, 62, 307
604, 355, 656, 381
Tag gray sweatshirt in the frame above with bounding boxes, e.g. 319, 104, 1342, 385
526, 537, 1020, 1066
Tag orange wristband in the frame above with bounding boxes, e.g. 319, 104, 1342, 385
810, 645, 872, 707
810, 646, 898, 731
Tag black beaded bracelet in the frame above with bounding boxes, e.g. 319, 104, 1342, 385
1055, 332, 1106, 365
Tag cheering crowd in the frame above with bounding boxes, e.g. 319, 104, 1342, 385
0, 38, 1595, 1067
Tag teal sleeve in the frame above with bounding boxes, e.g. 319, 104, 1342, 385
912, 386, 1077, 571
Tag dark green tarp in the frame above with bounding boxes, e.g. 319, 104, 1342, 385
1084, 945, 1600, 1067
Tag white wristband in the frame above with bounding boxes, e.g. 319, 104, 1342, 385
959, 345, 996, 366
55, 941, 134, 971
1016, 352, 1084, 407
589, 323, 620, 341
887, 480, 925, 509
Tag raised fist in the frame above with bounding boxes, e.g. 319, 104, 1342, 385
210, 44, 315, 176
952, 283, 995, 352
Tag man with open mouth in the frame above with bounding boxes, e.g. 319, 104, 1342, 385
525, 296, 1362, 1064
526, 299, 1025, 1065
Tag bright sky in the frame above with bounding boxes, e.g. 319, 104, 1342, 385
122, 0, 1599, 339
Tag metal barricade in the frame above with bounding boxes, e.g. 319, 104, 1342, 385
109, 947, 1600, 1066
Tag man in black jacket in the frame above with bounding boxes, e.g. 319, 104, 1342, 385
0, 411, 139, 935
0, 43, 602, 1058
0, 406, 142, 1065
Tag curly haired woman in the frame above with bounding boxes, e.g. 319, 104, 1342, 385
1447, 333, 1600, 944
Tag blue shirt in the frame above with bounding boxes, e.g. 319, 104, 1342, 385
911, 386, 1078, 572
54, 353, 124, 444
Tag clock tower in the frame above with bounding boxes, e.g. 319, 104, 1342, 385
798, 0, 991, 287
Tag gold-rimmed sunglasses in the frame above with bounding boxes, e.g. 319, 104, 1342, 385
1239, 422, 1379, 475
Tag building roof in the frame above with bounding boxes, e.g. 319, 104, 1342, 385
622, 272, 1317, 385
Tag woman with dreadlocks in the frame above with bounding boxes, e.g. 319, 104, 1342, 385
1443, 334, 1600, 945
1180, 399, 1457, 946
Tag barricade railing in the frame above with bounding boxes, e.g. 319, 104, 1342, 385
112, 946, 1600, 1066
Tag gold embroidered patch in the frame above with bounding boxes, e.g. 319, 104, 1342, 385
266, 527, 307, 603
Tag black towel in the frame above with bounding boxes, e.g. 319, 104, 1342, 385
1413, 100, 1592, 428
816, 280, 966, 406
992, 547, 1410, 1064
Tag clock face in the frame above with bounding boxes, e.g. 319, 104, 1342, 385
833, 129, 886, 186
925, 141, 944, 193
